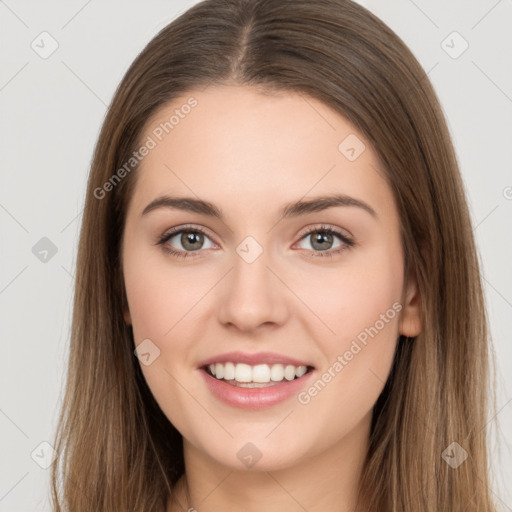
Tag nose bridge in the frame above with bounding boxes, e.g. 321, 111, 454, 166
217, 235, 289, 331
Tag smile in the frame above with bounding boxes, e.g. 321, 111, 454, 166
200, 363, 315, 410
206, 362, 311, 386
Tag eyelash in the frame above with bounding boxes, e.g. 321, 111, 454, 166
156, 224, 355, 259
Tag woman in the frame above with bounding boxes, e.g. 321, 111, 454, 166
50, 1, 498, 510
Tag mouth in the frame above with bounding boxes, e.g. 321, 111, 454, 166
202, 362, 315, 388
197, 351, 316, 409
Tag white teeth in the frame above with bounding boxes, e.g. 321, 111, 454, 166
270, 363, 284, 381
208, 362, 309, 383
223, 361, 235, 380
295, 365, 307, 378
284, 365, 296, 381
235, 363, 252, 382
252, 364, 270, 383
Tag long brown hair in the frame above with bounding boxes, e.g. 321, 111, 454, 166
50, 1, 498, 510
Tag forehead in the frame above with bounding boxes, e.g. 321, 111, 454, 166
129, 85, 392, 221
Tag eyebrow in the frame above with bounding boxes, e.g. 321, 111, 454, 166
141, 194, 377, 220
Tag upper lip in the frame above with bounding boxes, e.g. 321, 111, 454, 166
198, 351, 313, 368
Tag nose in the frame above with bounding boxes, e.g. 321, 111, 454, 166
217, 246, 290, 333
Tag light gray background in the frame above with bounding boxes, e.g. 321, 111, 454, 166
1, 1, 511, 510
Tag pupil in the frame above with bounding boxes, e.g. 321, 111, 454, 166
182, 231, 203, 251
312, 232, 332, 251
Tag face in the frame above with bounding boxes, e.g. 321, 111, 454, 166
121, 84, 421, 472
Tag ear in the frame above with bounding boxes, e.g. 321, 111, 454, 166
124, 308, 132, 326
121, 287, 132, 326
400, 268, 422, 337
119, 273, 132, 326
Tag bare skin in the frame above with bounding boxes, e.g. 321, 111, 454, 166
121, 84, 422, 512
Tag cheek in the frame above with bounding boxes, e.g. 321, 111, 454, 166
123, 245, 215, 412
123, 244, 214, 342
299, 238, 403, 410
123, 245, 209, 438
292, 237, 404, 347
294, 241, 403, 435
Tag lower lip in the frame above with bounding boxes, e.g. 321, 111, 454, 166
199, 368, 315, 410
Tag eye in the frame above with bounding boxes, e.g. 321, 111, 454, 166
156, 225, 216, 259
294, 225, 354, 258
156, 223, 354, 259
